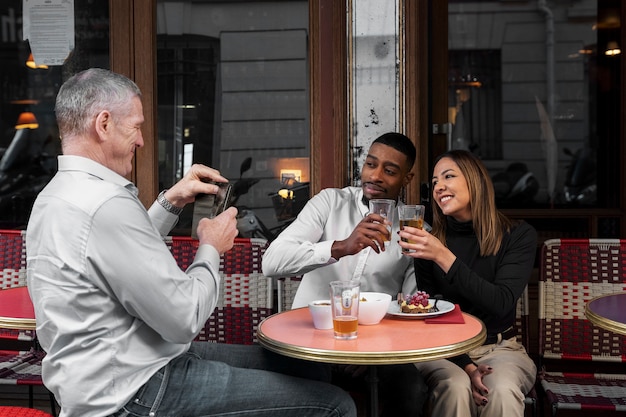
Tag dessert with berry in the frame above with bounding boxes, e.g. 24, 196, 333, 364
400, 291, 433, 314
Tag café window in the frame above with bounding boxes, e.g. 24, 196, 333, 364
447, 1, 620, 212
448, 49, 502, 160
0, 0, 109, 229
156, 1, 310, 239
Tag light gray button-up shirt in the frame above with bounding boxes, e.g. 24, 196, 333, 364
26, 155, 221, 417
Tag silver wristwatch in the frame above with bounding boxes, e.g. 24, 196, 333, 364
157, 190, 183, 215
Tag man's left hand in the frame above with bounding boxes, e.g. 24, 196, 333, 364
163, 164, 228, 209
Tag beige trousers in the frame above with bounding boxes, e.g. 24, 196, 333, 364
415, 337, 536, 417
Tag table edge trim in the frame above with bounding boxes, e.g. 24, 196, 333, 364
257, 320, 487, 365
585, 298, 626, 336
0, 316, 36, 330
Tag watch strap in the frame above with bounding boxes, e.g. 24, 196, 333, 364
157, 190, 183, 215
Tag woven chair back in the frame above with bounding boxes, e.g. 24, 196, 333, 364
164, 236, 272, 344
539, 238, 626, 361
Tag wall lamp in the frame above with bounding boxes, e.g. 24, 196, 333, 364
605, 41, 621, 56
15, 112, 39, 130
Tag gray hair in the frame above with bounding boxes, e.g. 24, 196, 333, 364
55, 68, 142, 139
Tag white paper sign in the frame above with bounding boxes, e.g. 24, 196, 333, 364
23, 0, 75, 66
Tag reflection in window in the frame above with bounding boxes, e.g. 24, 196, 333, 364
448, 49, 502, 159
448, 1, 620, 209
157, 36, 220, 189
0, 0, 109, 228
156, 1, 310, 239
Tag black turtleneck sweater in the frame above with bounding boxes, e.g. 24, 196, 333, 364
414, 217, 537, 367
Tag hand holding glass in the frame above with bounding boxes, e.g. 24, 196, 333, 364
368, 199, 396, 242
329, 280, 360, 339
398, 205, 425, 252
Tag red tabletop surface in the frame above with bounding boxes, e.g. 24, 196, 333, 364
258, 307, 486, 365
0, 286, 36, 330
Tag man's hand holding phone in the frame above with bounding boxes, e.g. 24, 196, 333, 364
192, 181, 236, 239
164, 164, 228, 208
194, 182, 237, 253
196, 206, 238, 254
194, 182, 233, 219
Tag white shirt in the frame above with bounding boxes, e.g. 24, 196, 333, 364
26, 155, 221, 417
262, 186, 417, 308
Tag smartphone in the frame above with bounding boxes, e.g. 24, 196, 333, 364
212, 182, 233, 217
193, 182, 233, 221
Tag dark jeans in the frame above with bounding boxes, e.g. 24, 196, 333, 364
109, 342, 356, 417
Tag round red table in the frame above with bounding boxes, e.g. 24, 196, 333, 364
258, 307, 486, 364
258, 307, 486, 417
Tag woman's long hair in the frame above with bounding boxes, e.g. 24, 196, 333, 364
431, 150, 511, 256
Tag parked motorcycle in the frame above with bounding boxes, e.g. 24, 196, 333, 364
492, 162, 539, 207
231, 157, 305, 241
562, 146, 596, 205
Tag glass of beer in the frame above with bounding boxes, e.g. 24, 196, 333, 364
368, 199, 396, 243
398, 204, 425, 252
329, 280, 360, 339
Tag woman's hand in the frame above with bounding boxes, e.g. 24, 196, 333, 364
398, 226, 457, 273
466, 363, 493, 406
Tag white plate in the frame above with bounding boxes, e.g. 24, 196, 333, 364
387, 299, 455, 319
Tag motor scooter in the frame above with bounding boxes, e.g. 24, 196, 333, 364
192, 156, 301, 241
562, 146, 596, 205
231, 157, 295, 241
492, 162, 539, 207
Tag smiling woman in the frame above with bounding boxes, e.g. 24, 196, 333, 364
431, 157, 472, 223
400, 149, 537, 417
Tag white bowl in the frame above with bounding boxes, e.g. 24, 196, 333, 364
308, 299, 333, 329
358, 292, 392, 325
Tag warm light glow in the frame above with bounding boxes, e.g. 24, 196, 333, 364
26, 53, 48, 69
605, 41, 621, 56
15, 112, 39, 129
277, 189, 293, 199
271, 157, 310, 184
10, 99, 40, 105
280, 169, 302, 185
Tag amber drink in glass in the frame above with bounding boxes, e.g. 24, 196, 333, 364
329, 280, 360, 339
398, 205, 425, 252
